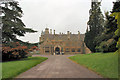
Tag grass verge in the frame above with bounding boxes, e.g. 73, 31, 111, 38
69, 52, 118, 78
2, 57, 48, 79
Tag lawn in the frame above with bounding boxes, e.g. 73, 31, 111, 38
69, 52, 118, 78
2, 57, 48, 79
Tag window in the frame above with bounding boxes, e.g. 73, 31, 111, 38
65, 48, 70, 52
45, 47, 49, 53
45, 47, 49, 48
77, 48, 81, 52
45, 51, 49, 53
72, 48, 75, 52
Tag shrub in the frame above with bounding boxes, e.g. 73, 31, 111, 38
95, 39, 117, 53
2, 42, 29, 61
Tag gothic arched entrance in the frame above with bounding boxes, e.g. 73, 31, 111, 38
55, 47, 60, 55
54, 45, 61, 55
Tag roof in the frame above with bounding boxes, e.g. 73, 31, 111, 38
41, 34, 85, 41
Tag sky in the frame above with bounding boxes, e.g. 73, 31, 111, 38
17, 0, 116, 43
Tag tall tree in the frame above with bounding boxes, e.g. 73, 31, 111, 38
1, 1, 37, 46
93, 1, 120, 53
94, 12, 118, 52
1, 1, 37, 61
84, 1, 104, 52
110, 1, 120, 53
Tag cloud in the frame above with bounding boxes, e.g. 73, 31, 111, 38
18, 0, 115, 43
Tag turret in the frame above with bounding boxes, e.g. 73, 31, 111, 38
45, 28, 49, 34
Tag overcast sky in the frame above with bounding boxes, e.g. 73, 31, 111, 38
17, 0, 116, 43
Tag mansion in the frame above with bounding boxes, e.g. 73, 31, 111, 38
39, 28, 91, 55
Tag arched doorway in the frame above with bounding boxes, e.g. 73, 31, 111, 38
55, 47, 60, 55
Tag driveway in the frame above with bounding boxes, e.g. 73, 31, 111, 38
17, 55, 102, 78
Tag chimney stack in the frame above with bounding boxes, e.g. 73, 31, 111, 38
78, 31, 80, 34
78, 31, 80, 40
67, 31, 70, 34
54, 30, 55, 34
50, 29, 52, 34
67, 31, 70, 40
45, 28, 49, 34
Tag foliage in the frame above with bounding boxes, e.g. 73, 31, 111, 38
84, 1, 104, 52
2, 42, 29, 61
110, 1, 120, 53
111, 1, 120, 53
94, 11, 118, 52
85, 1, 120, 53
29, 46, 39, 52
1, 1, 38, 61
15, 39, 42, 49
1, 2, 37, 44
2, 41, 41, 61
97, 1, 120, 53
69, 53, 118, 78
95, 41, 108, 52
95, 39, 117, 53
92, 1, 120, 53
31, 46, 38, 50
2, 57, 48, 79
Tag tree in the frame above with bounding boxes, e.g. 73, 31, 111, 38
94, 12, 118, 52
1, 2, 37, 45
1, 1, 37, 61
93, 1, 120, 53
2, 42, 29, 61
84, 1, 104, 52
110, 1, 120, 53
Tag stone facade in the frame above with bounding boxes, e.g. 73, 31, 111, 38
39, 28, 91, 55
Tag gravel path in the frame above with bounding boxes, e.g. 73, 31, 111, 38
17, 55, 102, 78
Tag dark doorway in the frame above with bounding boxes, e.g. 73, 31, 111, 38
55, 47, 60, 55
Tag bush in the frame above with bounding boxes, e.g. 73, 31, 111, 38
2, 42, 29, 61
95, 39, 117, 53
